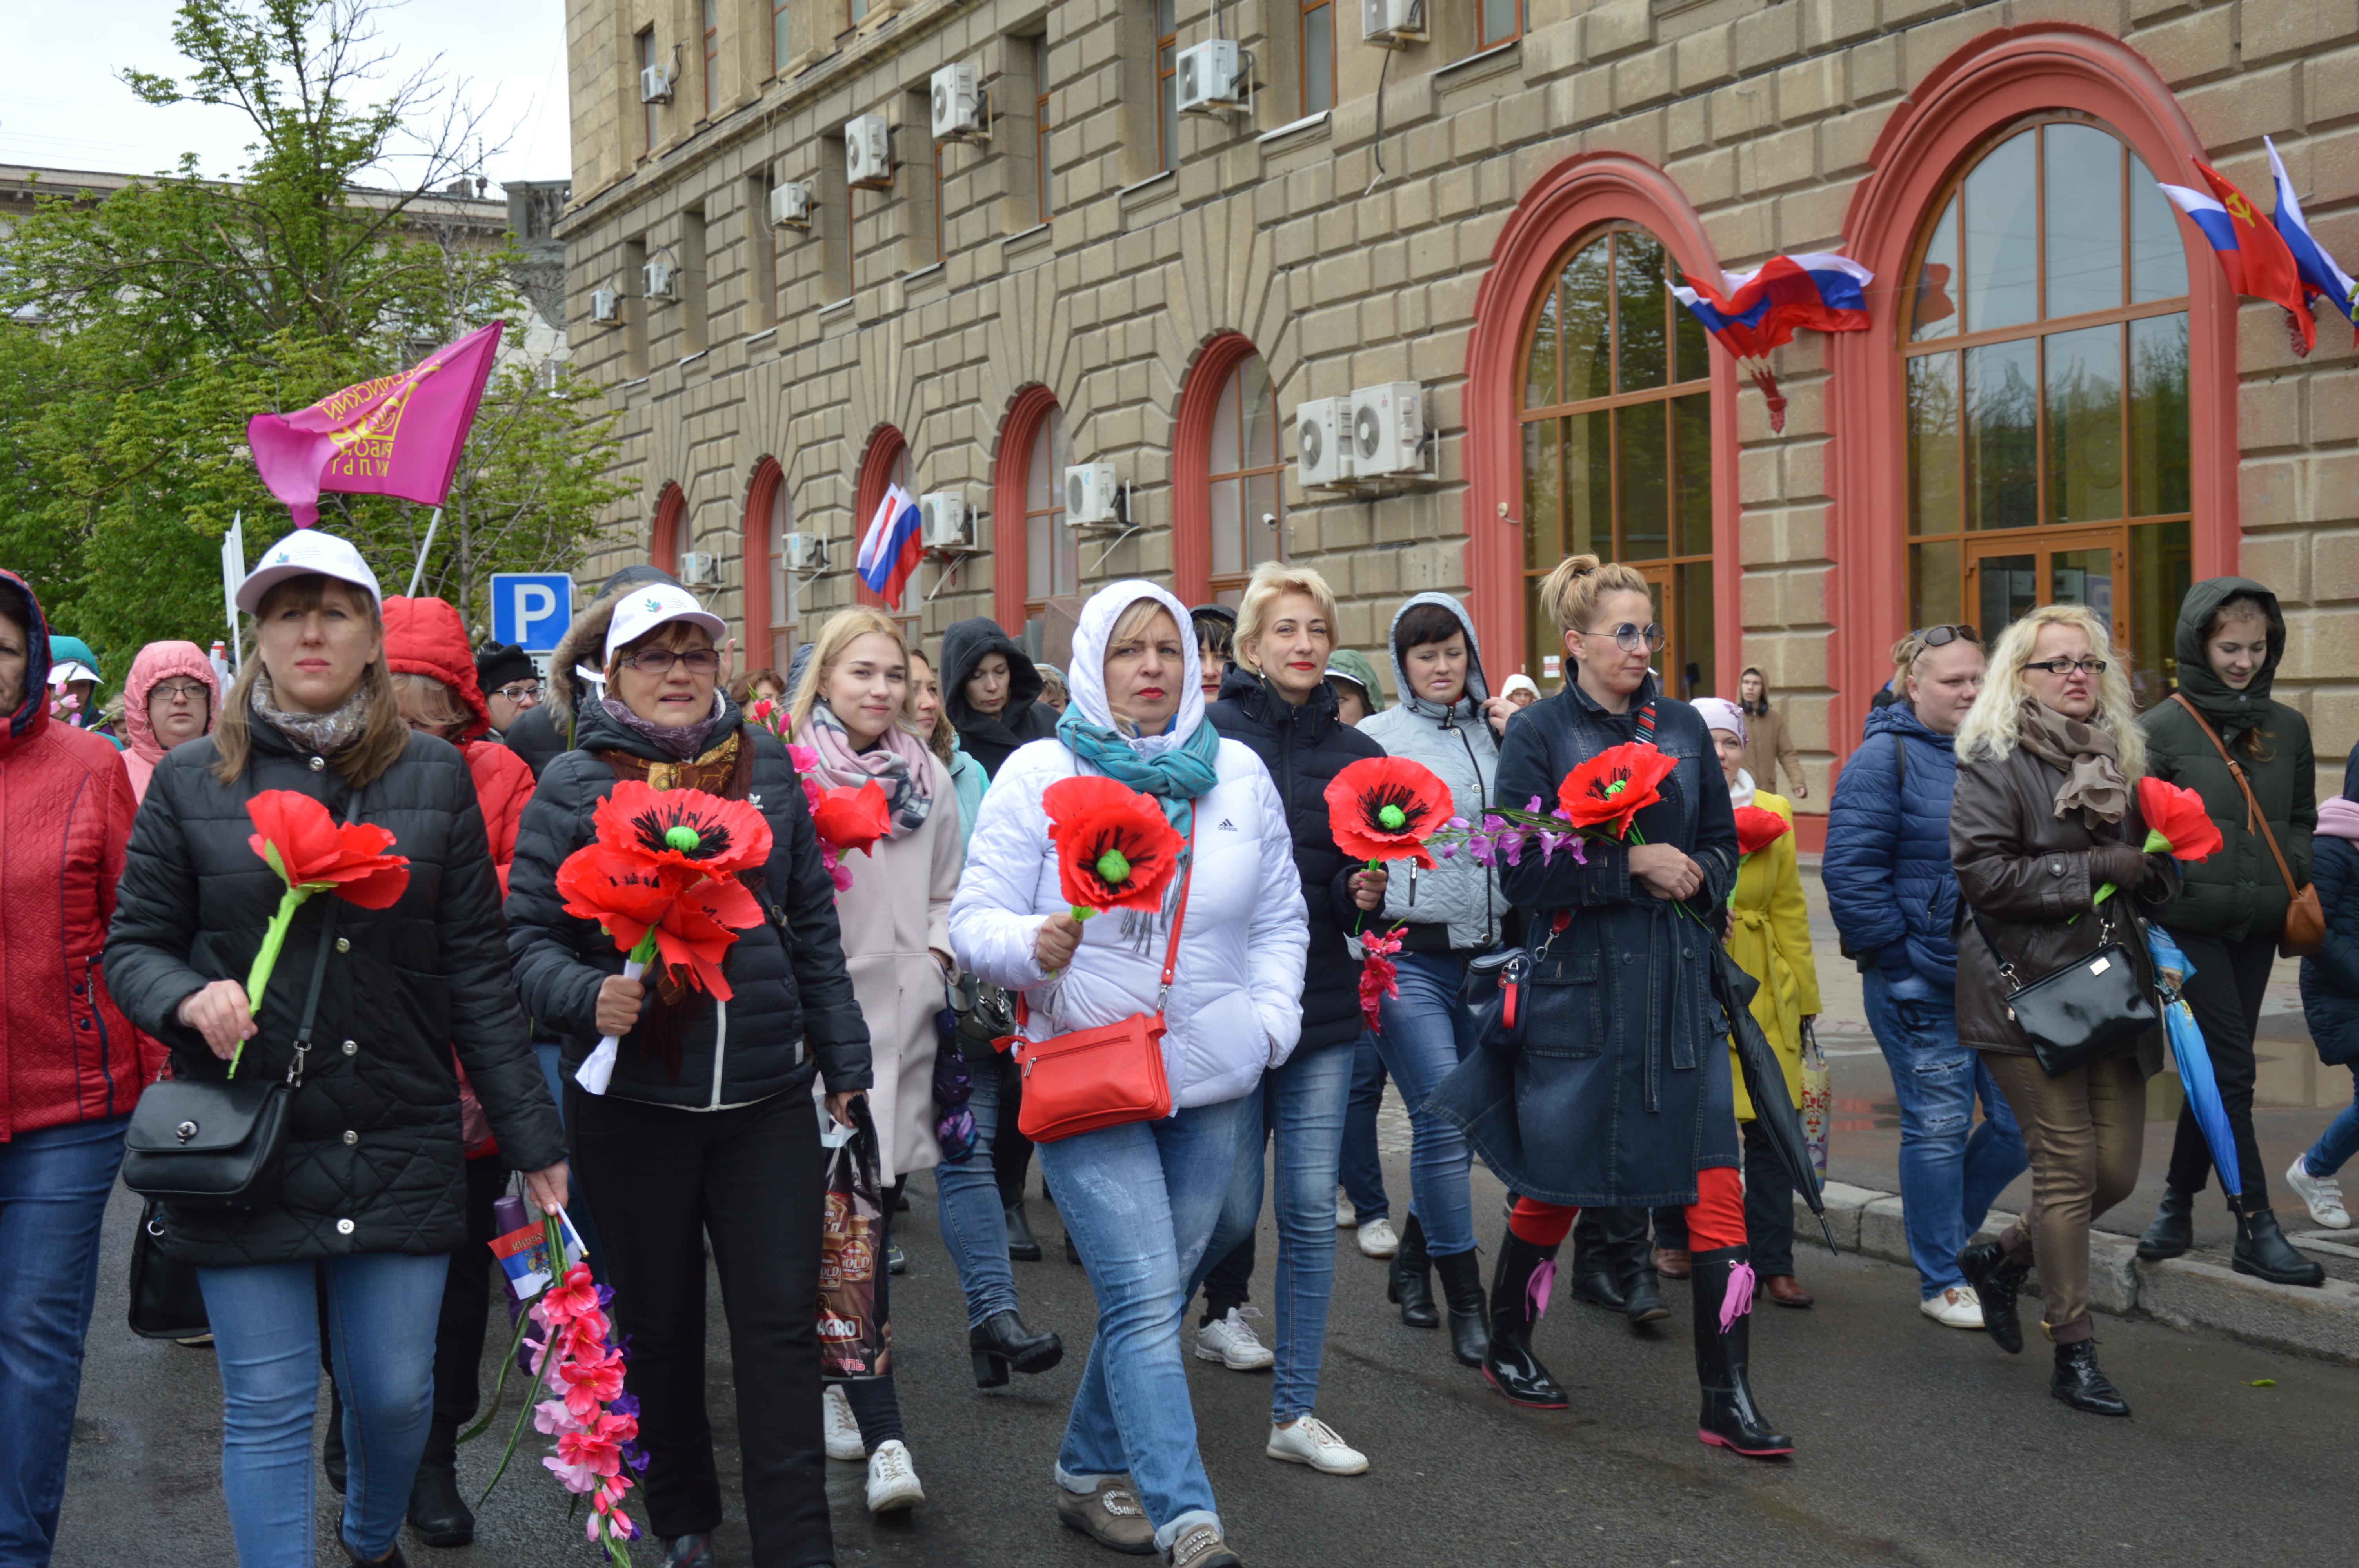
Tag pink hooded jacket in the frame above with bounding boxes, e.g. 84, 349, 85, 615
120, 641, 222, 804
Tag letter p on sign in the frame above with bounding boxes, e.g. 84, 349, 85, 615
491, 572, 575, 653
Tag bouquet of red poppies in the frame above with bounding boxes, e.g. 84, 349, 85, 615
232, 791, 411, 1076
2094, 777, 2222, 906
555, 782, 774, 1094
1043, 775, 1187, 924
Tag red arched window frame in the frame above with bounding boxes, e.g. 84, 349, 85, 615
1171, 332, 1263, 609
1461, 154, 1740, 690
853, 425, 908, 612
743, 457, 782, 662
1828, 23, 2236, 754
651, 481, 685, 573
993, 385, 1062, 633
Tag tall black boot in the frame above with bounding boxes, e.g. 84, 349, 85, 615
1388, 1212, 1439, 1328
1607, 1208, 1668, 1327
1433, 1248, 1489, 1367
407, 1418, 474, 1546
2233, 1207, 2326, 1287
1568, 1210, 1625, 1312
1479, 1232, 1567, 1408
1690, 1245, 1793, 1458
2135, 1185, 2194, 1261
2050, 1339, 2130, 1416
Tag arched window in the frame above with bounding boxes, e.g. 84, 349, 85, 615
1900, 117, 2190, 707
853, 425, 919, 641
992, 387, 1074, 633
743, 459, 798, 670
1172, 333, 1281, 607
1517, 226, 1716, 696
651, 482, 685, 573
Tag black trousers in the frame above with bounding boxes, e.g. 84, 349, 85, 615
568, 1086, 830, 1567
1650, 1121, 1794, 1274
994, 1054, 1036, 1205
431, 1154, 507, 1430
2164, 928, 2279, 1209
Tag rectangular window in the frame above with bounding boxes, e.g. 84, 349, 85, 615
1478, 0, 1524, 49
772, 0, 791, 76
1156, 0, 1178, 173
703, 0, 720, 118
846, 0, 869, 31
1300, 0, 1333, 116
903, 91, 942, 270
680, 206, 708, 355
818, 132, 852, 301
1034, 35, 1053, 223
622, 236, 649, 374
746, 174, 779, 330
638, 28, 659, 158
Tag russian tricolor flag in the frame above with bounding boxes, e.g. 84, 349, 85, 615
1668, 252, 1873, 430
2265, 137, 2358, 344
2158, 161, 2312, 353
856, 483, 923, 608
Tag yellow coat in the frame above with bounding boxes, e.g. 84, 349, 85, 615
1726, 791, 1820, 1122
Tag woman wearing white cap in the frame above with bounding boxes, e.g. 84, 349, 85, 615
504, 578, 871, 1568
105, 529, 571, 1568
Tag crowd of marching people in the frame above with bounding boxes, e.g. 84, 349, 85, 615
7, 524, 2359, 1568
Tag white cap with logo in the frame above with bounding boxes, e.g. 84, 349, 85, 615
604, 582, 728, 665
236, 530, 383, 615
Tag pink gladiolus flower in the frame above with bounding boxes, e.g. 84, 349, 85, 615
540, 1264, 600, 1325
559, 1348, 626, 1419
544, 1453, 600, 1493
557, 1425, 625, 1478
533, 1398, 583, 1437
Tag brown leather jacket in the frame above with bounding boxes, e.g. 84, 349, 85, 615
1949, 743, 2167, 1071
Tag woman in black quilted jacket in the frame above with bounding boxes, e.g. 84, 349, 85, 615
104, 532, 569, 1568
503, 581, 871, 1568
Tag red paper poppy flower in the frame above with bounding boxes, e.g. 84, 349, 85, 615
1325, 756, 1453, 869
1556, 743, 1678, 840
593, 781, 773, 877
2136, 776, 2223, 861
1043, 775, 1186, 914
810, 781, 892, 859
556, 842, 765, 1000
1732, 804, 1792, 856
246, 790, 411, 909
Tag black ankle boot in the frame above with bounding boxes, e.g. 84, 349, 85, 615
406, 1419, 474, 1546
1005, 1200, 1043, 1262
1957, 1239, 2032, 1355
2233, 1207, 2326, 1286
1605, 1208, 1668, 1327
969, 1308, 1064, 1387
2050, 1339, 2130, 1416
1479, 1232, 1567, 1408
1690, 1246, 1793, 1458
1568, 1210, 1625, 1312
1433, 1248, 1489, 1367
1622, 1263, 1669, 1329
2136, 1185, 2195, 1261
1388, 1213, 1439, 1329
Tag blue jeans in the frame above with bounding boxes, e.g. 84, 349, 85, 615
1338, 1032, 1390, 1221
2303, 1065, 2359, 1176
0, 1115, 127, 1567
1863, 969, 2029, 1297
1203, 1044, 1352, 1424
931, 1048, 1020, 1327
1373, 951, 1482, 1256
1036, 1093, 1253, 1553
198, 1251, 450, 1566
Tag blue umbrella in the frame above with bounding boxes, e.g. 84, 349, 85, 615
2146, 927, 2241, 1198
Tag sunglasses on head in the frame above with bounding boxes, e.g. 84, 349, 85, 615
1915, 624, 1979, 648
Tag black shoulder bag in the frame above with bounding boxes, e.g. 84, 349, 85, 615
1968, 902, 2156, 1077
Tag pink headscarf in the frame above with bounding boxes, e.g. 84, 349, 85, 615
121, 641, 222, 803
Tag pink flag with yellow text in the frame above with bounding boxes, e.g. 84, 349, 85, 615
247, 321, 505, 527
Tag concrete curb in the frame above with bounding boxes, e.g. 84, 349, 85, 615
1796, 1184, 2359, 1366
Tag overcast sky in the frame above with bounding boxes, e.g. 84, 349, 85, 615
0, 0, 571, 189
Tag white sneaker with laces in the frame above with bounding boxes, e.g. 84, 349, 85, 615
1920, 1285, 1985, 1329
1267, 1415, 1369, 1475
1194, 1307, 1274, 1370
2286, 1154, 2352, 1229
1336, 1191, 1357, 1229
1356, 1216, 1400, 1259
865, 1440, 925, 1513
822, 1383, 864, 1462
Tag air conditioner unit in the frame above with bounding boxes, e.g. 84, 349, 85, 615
845, 114, 892, 187
589, 288, 620, 324
929, 62, 983, 139
642, 258, 677, 299
1176, 39, 1243, 114
639, 65, 673, 104
919, 491, 973, 550
1350, 381, 1425, 476
767, 181, 812, 229
676, 550, 722, 587
1296, 398, 1352, 488
1361, 0, 1427, 44
782, 532, 828, 573
1064, 463, 1120, 526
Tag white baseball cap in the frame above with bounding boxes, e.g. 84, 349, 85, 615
604, 582, 728, 664
236, 530, 383, 614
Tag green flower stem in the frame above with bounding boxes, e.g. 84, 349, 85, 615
230, 884, 314, 1080
626, 928, 660, 966
476, 1211, 571, 1507
2092, 829, 2173, 908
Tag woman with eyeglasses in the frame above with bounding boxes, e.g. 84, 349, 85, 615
1434, 556, 1787, 1458
120, 642, 222, 804
474, 641, 541, 741
1950, 606, 2169, 1417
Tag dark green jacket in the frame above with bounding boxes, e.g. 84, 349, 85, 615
2141, 577, 2315, 943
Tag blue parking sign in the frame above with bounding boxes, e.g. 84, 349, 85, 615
491, 573, 574, 652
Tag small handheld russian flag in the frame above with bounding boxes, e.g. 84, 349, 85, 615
856, 483, 924, 609
2264, 137, 2357, 350
2158, 161, 2312, 355
1669, 253, 1874, 432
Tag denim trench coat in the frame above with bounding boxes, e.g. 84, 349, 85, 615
1429, 674, 1741, 1207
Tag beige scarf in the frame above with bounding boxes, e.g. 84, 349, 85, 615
2013, 698, 2129, 825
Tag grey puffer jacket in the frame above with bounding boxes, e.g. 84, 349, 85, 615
1357, 593, 1504, 952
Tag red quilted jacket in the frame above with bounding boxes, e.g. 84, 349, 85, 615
0, 571, 160, 1139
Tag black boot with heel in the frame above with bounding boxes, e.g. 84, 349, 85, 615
2233, 1206, 2325, 1286
969, 1309, 1064, 1387
1388, 1212, 1439, 1328
1690, 1246, 1793, 1458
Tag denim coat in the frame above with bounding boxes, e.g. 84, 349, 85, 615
1429, 674, 1741, 1207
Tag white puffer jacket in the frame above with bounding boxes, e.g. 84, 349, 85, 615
949, 581, 1308, 1109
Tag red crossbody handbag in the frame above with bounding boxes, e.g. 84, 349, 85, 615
994, 829, 1194, 1143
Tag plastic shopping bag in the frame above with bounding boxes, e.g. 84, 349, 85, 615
818, 1112, 892, 1379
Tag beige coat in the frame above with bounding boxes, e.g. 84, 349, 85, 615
828, 750, 963, 1181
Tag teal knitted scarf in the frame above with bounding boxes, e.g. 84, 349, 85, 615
1056, 705, 1222, 837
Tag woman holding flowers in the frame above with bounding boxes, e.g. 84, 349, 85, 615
505, 581, 871, 1568
950, 581, 1306, 1568
105, 531, 570, 1568
1434, 555, 1785, 1459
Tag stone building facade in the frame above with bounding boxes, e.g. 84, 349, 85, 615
557, 0, 2359, 840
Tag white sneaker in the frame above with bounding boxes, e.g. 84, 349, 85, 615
1336, 1191, 1357, 1229
1920, 1285, 1985, 1329
1356, 1216, 1400, 1259
2286, 1154, 2352, 1229
865, 1440, 925, 1513
1194, 1307, 1275, 1370
822, 1383, 864, 1461
1267, 1415, 1369, 1475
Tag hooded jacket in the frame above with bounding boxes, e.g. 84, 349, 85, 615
1357, 593, 1504, 952
120, 641, 222, 805
940, 616, 1059, 779
2140, 578, 2316, 943
47, 635, 123, 750
502, 566, 681, 779
1823, 699, 1966, 992
2300, 743, 2359, 1066
949, 582, 1308, 1109
1325, 648, 1387, 714
1739, 675, 1803, 794
0, 573, 156, 1140
383, 597, 537, 876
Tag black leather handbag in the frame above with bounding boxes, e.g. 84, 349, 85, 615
1970, 906, 2157, 1077
1463, 946, 1532, 1052
125, 1201, 210, 1340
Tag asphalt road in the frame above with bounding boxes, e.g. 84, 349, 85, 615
53, 1130, 2359, 1568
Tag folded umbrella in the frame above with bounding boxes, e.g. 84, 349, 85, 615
2146, 927, 2242, 1198
1709, 946, 1836, 1253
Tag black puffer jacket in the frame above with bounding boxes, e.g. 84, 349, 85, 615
1206, 667, 1384, 1053
505, 695, 871, 1108
940, 617, 1059, 779
104, 718, 565, 1266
